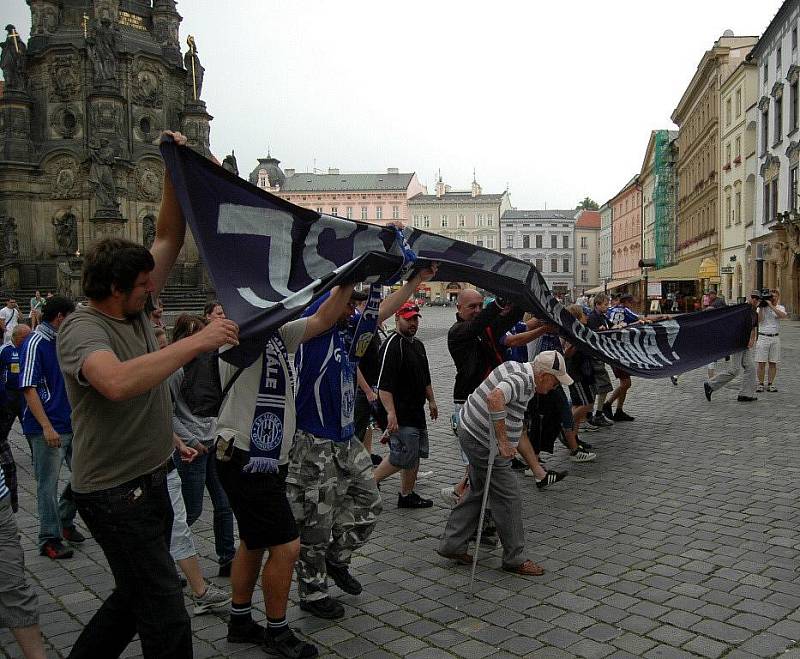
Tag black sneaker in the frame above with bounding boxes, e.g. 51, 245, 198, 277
218, 561, 232, 578
299, 597, 345, 619
536, 470, 567, 490
704, 382, 713, 402
510, 457, 527, 471
266, 627, 319, 658
602, 403, 613, 418
326, 561, 362, 595
370, 453, 382, 466
62, 526, 86, 543
613, 409, 635, 422
577, 439, 593, 451
227, 619, 267, 644
737, 395, 757, 402
670, 375, 679, 386
40, 539, 73, 560
397, 491, 433, 509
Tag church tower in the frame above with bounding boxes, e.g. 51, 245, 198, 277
0, 0, 212, 294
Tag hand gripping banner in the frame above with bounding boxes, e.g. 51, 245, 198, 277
160, 137, 751, 376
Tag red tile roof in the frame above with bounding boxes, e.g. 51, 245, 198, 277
575, 210, 601, 229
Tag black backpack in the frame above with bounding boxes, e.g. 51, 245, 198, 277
180, 351, 223, 417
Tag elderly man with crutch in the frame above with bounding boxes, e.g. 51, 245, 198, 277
437, 350, 571, 579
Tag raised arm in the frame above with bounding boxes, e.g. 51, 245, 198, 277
302, 284, 355, 342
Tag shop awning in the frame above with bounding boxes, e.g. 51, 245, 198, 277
584, 277, 639, 295
648, 256, 705, 282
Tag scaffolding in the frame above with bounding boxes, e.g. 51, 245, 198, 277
653, 130, 676, 269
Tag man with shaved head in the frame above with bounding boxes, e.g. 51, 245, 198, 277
442, 289, 520, 518
0, 322, 31, 511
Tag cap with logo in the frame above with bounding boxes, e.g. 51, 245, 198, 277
396, 301, 422, 319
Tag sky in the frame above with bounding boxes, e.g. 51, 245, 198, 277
4, 0, 782, 209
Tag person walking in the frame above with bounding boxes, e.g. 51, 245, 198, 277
0, 299, 19, 344
57, 130, 240, 659
704, 292, 759, 403
755, 288, 787, 392
29, 291, 43, 330
373, 302, 437, 508
437, 350, 571, 576
0, 323, 31, 512
19, 296, 81, 559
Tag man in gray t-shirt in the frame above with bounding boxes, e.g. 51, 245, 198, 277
58, 131, 239, 659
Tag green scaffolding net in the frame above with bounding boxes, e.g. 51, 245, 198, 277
653, 130, 676, 269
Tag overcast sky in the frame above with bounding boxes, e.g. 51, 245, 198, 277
5, 1, 781, 208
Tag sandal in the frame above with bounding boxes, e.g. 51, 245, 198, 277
503, 559, 544, 576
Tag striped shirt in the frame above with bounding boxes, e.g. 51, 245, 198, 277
0, 462, 8, 501
459, 361, 535, 448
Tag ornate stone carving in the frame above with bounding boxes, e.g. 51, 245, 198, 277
136, 161, 163, 202
788, 64, 800, 85
48, 156, 79, 198
142, 214, 156, 249
0, 216, 20, 260
86, 17, 119, 89
222, 151, 239, 176
89, 100, 123, 134
132, 64, 164, 108
30, 3, 59, 36
49, 104, 82, 139
760, 154, 781, 179
52, 211, 78, 254
758, 95, 771, 112
786, 140, 800, 164
88, 138, 119, 213
0, 25, 27, 91
772, 81, 784, 99
133, 111, 160, 143
49, 56, 80, 101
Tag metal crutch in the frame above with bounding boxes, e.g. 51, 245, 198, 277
468, 423, 499, 596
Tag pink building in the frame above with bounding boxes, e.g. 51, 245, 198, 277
610, 175, 642, 283
249, 155, 426, 226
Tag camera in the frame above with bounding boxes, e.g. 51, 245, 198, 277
758, 288, 774, 307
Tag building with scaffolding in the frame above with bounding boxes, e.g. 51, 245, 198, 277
641, 130, 678, 268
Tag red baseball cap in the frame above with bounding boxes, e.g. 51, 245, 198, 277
396, 302, 422, 319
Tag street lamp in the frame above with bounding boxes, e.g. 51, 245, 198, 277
638, 258, 656, 317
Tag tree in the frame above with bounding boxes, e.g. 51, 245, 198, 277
575, 196, 599, 211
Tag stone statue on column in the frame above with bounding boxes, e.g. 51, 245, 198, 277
0, 25, 27, 91
184, 35, 205, 103
88, 139, 119, 212
86, 17, 118, 88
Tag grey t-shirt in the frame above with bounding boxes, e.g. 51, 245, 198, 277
216, 318, 307, 464
57, 305, 173, 493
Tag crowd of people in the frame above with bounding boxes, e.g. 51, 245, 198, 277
0, 132, 788, 659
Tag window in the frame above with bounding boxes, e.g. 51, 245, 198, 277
581, 270, 588, 283
440, 214, 448, 228
550, 235, 557, 249
477, 213, 485, 227
580, 236, 588, 248
761, 109, 769, 153
792, 81, 799, 132
793, 26, 798, 51
775, 97, 783, 143
523, 235, 530, 248
563, 258, 569, 272
375, 206, 383, 220
535, 235, 543, 248
316, 207, 323, 213
777, 47, 782, 73
763, 182, 770, 223
505, 234, 513, 248
486, 236, 494, 249
562, 235, 569, 249
791, 166, 799, 212
725, 142, 731, 164
346, 206, 353, 219
725, 195, 732, 228
771, 178, 779, 221
535, 258, 543, 271
487, 213, 494, 226
458, 214, 465, 227
551, 258, 558, 273
763, 61, 768, 86
361, 207, 368, 220
735, 189, 741, 224
423, 215, 430, 228
735, 136, 741, 159
725, 98, 732, 126
331, 207, 338, 216
390, 206, 398, 220
735, 88, 742, 117
581, 253, 588, 265
412, 215, 420, 228
476, 238, 484, 247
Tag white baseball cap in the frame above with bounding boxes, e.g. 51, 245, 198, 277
534, 350, 573, 386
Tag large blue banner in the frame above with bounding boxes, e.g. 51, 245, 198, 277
160, 137, 750, 376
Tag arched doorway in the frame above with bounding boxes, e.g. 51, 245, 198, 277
445, 282, 462, 303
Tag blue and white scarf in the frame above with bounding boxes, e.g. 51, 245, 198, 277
244, 335, 294, 473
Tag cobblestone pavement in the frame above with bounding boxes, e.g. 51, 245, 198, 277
3, 308, 800, 658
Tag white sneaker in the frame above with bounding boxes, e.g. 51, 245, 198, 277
569, 449, 597, 463
417, 470, 434, 480
439, 486, 459, 508
579, 422, 599, 433
192, 582, 231, 615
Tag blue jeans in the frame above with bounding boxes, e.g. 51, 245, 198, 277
69, 466, 191, 659
26, 432, 77, 548
175, 449, 235, 565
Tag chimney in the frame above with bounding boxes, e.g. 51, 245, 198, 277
328, 167, 339, 175
387, 167, 399, 174
284, 168, 295, 177
435, 169, 445, 198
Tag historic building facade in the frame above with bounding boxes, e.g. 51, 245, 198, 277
610, 176, 642, 284
501, 209, 576, 297
409, 175, 510, 300
719, 59, 757, 303
249, 156, 426, 228
0, 0, 210, 296
671, 32, 758, 289
599, 202, 613, 284
750, 0, 800, 316
574, 209, 600, 296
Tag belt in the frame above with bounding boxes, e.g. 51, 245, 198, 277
759, 332, 779, 337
